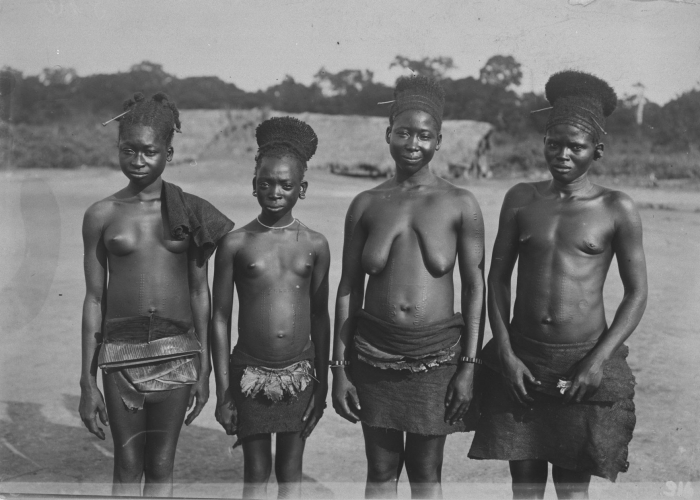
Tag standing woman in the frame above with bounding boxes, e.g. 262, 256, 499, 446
332, 76, 485, 499
79, 93, 234, 497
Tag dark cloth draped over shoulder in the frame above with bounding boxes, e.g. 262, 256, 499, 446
355, 309, 464, 358
230, 341, 315, 370
162, 180, 234, 267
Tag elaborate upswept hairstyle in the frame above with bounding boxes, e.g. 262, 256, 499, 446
117, 92, 181, 146
254, 116, 318, 174
389, 75, 445, 129
544, 70, 617, 142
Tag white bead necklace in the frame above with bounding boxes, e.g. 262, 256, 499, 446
256, 216, 298, 230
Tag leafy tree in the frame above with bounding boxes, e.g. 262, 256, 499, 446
479, 55, 522, 88
390, 55, 455, 80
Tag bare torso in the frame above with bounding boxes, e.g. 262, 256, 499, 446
358, 179, 472, 326
99, 194, 192, 323
231, 222, 322, 362
511, 181, 620, 342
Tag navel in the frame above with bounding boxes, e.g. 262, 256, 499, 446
541, 316, 553, 325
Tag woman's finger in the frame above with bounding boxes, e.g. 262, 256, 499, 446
98, 405, 109, 426
444, 384, 454, 408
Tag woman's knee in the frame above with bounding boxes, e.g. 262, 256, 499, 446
144, 453, 176, 482
404, 454, 442, 483
113, 452, 145, 483
367, 455, 403, 482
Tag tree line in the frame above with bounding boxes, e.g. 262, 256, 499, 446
1, 55, 698, 149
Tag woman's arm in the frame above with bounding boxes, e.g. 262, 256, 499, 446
79, 203, 109, 439
444, 191, 486, 424
487, 184, 541, 406
185, 249, 211, 425
563, 192, 648, 403
331, 195, 368, 423
210, 233, 238, 434
301, 235, 331, 438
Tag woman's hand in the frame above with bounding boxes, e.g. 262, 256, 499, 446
332, 368, 361, 423
185, 374, 210, 426
79, 383, 109, 440
215, 390, 238, 435
498, 348, 540, 406
444, 364, 475, 425
562, 353, 604, 404
301, 384, 328, 439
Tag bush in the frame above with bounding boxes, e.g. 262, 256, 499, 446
0, 117, 118, 169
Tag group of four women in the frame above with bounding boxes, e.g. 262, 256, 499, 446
80, 71, 647, 499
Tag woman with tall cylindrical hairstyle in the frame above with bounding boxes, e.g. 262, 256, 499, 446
332, 76, 486, 499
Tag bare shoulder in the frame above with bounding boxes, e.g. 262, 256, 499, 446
598, 187, 641, 224
297, 224, 330, 254
83, 196, 118, 228
435, 178, 482, 209
496, 181, 541, 211
217, 227, 247, 255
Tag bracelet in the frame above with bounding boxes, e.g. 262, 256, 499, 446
329, 360, 350, 367
459, 356, 483, 365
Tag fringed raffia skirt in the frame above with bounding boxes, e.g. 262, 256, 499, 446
229, 360, 315, 440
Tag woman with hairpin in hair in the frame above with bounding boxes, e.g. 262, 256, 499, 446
469, 71, 646, 499
331, 76, 486, 499
79, 93, 234, 497
211, 117, 330, 499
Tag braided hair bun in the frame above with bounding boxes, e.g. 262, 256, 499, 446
544, 70, 617, 141
254, 117, 318, 173
390, 75, 445, 128
117, 92, 181, 145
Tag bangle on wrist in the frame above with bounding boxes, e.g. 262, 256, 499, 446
329, 360, 350, 368
459, 356, 482, 365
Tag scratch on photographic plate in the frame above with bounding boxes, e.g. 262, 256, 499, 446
92, 442, 114, 458
1, 437, 41, 468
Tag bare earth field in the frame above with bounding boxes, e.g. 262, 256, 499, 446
1, 160, 699, 499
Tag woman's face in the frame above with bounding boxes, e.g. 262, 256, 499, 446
386, 110, 442, 175
543, 124, 603, 183
253, 155, 307, 218
118, 125, 172, 185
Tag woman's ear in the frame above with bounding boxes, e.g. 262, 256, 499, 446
594, 143, 605, 161
385, 126, 392, 145
252, 176, 257, 196
299, 180, 308, 199
167, 147, 174, 162
435, 132, 443, 151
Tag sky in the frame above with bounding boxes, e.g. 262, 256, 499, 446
1, 0, 699, 104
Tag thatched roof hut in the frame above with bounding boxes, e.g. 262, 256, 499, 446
179, 109, 493, 178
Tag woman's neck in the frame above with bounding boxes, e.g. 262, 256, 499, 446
126, 177, 163, 200
394, 165, 437, 188
549, 174, 593, 198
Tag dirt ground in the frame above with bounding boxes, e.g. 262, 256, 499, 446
1, 161, 699, 499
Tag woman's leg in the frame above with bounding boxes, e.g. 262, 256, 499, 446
362, 424, 405, 499
242, 434, 273, 500
141, 386, 190, 497
102, 372, 147, 497
275, 431, 306, 499
509, 460, 548, 499
403, 433, 447, 499
551, 465, 591, 500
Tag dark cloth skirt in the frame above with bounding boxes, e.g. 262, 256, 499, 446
229, 366, 314, 440
468, 334, 636, 481
352, 353, 478, 436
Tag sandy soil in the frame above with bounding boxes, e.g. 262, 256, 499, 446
0, 161, 699, 499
